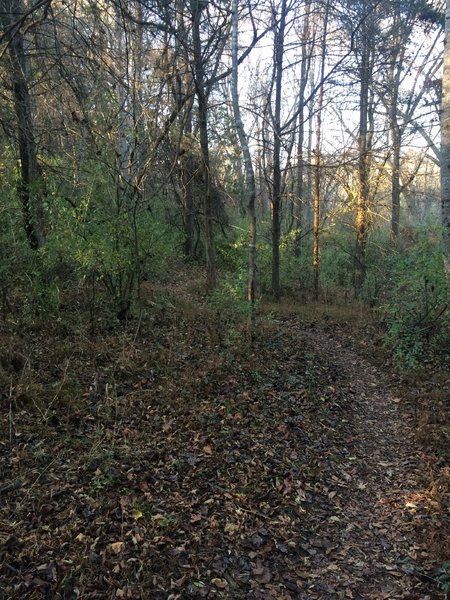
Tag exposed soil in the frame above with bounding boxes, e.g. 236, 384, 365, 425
0, 307, 448, 599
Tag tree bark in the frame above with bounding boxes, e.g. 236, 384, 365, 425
271, 0, 287, 301
175, 1, 196, 259
293, 2, 312, 256
354, 31, 372, 294
385, 0, 406, 241
313, 1, 329, 301
191, 0, 216, 291
231, 0, 257, 329
442, 0, 450, 252
3, 0, 45, 249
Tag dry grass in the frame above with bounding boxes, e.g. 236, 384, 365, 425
259, 298, 376, 324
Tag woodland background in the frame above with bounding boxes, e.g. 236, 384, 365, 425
0, 0, 448, 368
0, 2, 449, 598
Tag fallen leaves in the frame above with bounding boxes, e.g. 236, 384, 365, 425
0, 316, 443, 599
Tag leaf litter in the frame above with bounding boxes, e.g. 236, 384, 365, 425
0, 309, 447, 599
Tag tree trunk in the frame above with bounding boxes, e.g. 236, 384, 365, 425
4, 0, 45, 249
305, 51, 316, 233
391, 124, 401, 239
293, 2, 311, 257
313, 1, 329, 301
354, 42, 371, 293
231, 0, 257, 329
271, 0, 287, 301
191, 0, 216, 291
175, 1, 196, 260
181, 117, 196, 259
387, 0, 403, 241
442, 0, 450, 252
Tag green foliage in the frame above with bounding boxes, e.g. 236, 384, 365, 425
0, 159, 184, 321
209, 268, 250, 315
437, 563, 450, 596
381, 233, 449, 369
45, 173, 183, 316
0, 202, 30, 314
213, 221, 254, 316
0, 181, 62, 317
216, 219, 449, 372
318, 227, 354, 300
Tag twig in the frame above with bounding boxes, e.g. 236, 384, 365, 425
0, 481, 22, 494
8, 378, 14, 443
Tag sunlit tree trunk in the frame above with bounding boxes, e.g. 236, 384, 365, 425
442, 0, 450, 252
313, 1, 329, 301
354, 24, 374, 294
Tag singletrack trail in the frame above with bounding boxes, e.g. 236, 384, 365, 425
288, 320, 440, 599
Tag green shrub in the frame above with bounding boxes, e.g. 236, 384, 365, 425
208, 267, 250, 316
381, 233, 449, 369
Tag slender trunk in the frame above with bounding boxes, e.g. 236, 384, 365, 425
271, 0, 287, 301
305, 52, 316, 232
441, 0, 450, 252
191, 0, 216, 290
387, 1, 403, 241
182, 115, 196, 259
260, 119, 270, 216
354, 42, 371, 293
294, 2, 312, 256
175, 2, 196, 259
313, 2, 329, 301
231, 0, 257, 328
312, 154, 320, 301
5, 0, 45, 249
391, 124, 401, 239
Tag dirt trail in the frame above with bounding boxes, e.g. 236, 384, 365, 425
292, 321, 439, 599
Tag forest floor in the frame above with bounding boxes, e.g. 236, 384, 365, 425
0, 281, 448, 599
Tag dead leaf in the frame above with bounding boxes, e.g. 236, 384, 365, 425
211, 578, 227, 589
190, 514, 202, 523
110, 541, 125, 554
329, 516, 340, 523
132, 508, 143, 520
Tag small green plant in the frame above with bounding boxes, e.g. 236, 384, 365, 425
437, 563, 450, 596
90, 451, 117, 492
91, 470, 116, 491
209, 269, 250, 316
133, 501, 154, 519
